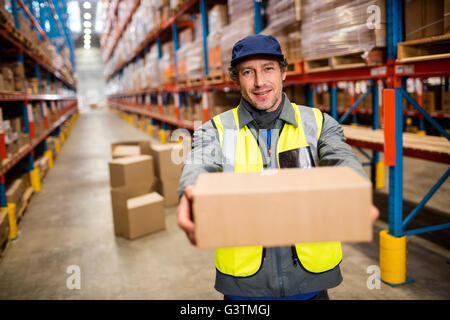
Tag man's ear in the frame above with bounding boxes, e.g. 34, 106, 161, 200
281, 70, 287, 82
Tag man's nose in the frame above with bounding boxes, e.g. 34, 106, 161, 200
254, 71, 264, 87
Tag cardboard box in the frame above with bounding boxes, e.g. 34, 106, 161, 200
423, 91, 436, 112
193, 167, 372, 249
150, 143, 183, 181
0, 210, 9, 245
108, 155, 155, 188
445, 0, 450, 34
442, 91, 450, 113
110, 189, 165, 240
111, 141, 152, 159
155, 177, 179, 207
6, 177, 26, 207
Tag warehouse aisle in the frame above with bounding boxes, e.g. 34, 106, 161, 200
0, 109, 219, 299
0, 109, 448, 299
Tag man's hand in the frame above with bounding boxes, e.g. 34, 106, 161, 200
177, 185, 196, 245
371, 205, 379, 223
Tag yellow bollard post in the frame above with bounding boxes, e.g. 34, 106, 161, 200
139, 122, 144, 131
4, 203, 18, 239
45, 150, 54, 168
59, 132, 65, 145
375, 160, 385, 189
379, 230, 407, 285
160, 129, 166, 144
29, 167, 42, 192
148, 124, 153, 137
416, 130, 426, 136
55, 138, 61, 154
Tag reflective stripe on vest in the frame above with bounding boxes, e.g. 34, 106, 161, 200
212, 103, 342, 277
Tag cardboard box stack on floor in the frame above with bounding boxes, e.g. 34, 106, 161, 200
150, 143, 184, 207
108, 140, 165, 240
193, 167, 373, 249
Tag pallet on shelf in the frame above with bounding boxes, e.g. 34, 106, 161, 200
177, 75, 188, 88
205, 70, 224, 85
187, 77, 203, 87
286, 61, 302, 76
304, 57, 332, 73
397, 33, 450, 63
305, 49, 385, 73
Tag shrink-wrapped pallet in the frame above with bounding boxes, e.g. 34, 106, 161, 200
207, 4, 228, 72
219, 15, 254, 73
227, 0, 254, 24
301, 0, 386, 61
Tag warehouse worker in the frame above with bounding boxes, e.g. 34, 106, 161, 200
177, 34, 379, 300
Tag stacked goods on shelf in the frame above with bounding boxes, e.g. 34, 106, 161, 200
399, 0, 450, 62
301, 0, 386, 72
284, 85, 307, 106
5, 173, 33, 225
33, 154, 49, 179
206, 4, 228, 79
161, 41, 176, 84
220, 0, 254, 74
2, 116, 30, 159
176, 27, 194, 85
0, 62, 25, 92
185, 15, 205, 85
0, 3, 73, 84
180, 93, 202, 121
150, 143, 183, 207
261, 0, 302, 67
404, 0, 448, 41
206, 91, 241, 117
109, 140, 166, 240
442, 91, 450, 113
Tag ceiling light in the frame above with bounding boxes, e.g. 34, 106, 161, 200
84, 34, 91, 40
83, 2, 92, 9
83, 21, 92, 28
83, 12, 91, 20
84, 43, 91, 49
84, 28, 91, 34
67, 1, 81, 33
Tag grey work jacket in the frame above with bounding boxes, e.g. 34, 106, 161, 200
177, 93, 368, 297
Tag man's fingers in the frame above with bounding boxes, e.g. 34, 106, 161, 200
370, 205, 380, 223
177, 196, 195, 232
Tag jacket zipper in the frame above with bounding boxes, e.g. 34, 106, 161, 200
275, 247, 285, 297
291, 245, 300, 266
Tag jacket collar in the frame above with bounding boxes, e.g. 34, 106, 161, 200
237, 92, 297, 129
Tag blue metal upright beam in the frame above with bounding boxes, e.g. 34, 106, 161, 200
199, 0, 209, 76
388, 86, 405, 237
306, 84, 314, 107
172, 23, 179, 78
330, 82, 338, 119
386, 0, 403, 60
254, 0, 263, 34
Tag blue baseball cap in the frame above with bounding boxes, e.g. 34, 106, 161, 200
231, 34, 284, 66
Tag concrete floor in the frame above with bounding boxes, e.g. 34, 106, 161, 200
0, 108, 448, 300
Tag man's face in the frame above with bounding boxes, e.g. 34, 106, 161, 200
236, 57, 286, 112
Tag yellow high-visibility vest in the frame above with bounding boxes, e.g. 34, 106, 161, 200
212, 103, 342, 277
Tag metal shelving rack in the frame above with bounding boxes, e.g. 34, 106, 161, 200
0, 0, 78, 212
105, 0, 450, 285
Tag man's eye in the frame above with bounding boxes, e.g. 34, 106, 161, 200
243, 70, 252, 76
265, 67, 274, 71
